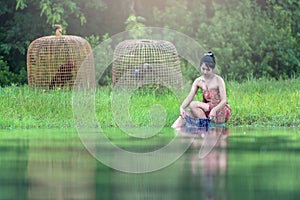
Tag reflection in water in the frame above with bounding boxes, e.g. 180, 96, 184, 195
200, 127, 229, 200
26, 132, 97, 200
0, 136, 29, 200
2, 128, 299, 200
107, 127, 230, 200
110, 172, 180, 200
177, 126, 229, 200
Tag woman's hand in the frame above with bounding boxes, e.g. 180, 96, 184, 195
180, 107, 186, 118
209, 108, 217, 121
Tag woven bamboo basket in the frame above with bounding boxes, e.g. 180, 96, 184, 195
27, 25, 94, 89
112, 39, 182, 89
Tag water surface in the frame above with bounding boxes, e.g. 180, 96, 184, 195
0, 127, 299, 200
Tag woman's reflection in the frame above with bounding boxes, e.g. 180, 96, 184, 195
108, 127, 230, 200
178, 126, 229, 200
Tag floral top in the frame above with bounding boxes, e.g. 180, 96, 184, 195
202, 89, 231, 123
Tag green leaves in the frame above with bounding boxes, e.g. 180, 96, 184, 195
39, 0, 86, 27
125, 14, 149, 39
0, 57, 26, 86
154, 0, 299, 81
16, 0, 27, 10
16, 0, 98, 27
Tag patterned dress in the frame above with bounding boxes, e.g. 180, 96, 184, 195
202, 89, 231, 123
184, 89, 231, 129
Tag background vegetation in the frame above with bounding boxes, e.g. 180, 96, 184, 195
1, 78, 299, 129
0, 0, 299, 129
0, 0, 299, 86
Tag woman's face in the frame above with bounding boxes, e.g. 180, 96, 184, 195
200, 63, 214, 78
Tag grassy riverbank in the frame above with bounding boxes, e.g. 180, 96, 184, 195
1, 78, 299, 129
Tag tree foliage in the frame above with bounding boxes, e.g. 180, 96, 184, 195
16, 0, 106, 26
0, 0, 106, 86
153, 0, 299, 81
0, 0, 299, 86
0, 56, 26, 86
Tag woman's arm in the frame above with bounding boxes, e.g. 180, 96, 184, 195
209, 76, 227, 117
179, 78, 200, 117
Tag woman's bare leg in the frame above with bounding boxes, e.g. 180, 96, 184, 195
171, 101, 209, 128
171, 116, 185, 128
171, 110, 193, 128
189, 101, 209, 118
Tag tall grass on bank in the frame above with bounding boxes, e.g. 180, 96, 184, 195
0, 78, 299, 129
227, 78, 300, 127
1, 86, 74, 128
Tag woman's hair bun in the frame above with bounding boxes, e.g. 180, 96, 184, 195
204, 51, 214, 58
200, 50, 216, 69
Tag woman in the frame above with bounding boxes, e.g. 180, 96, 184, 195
171, 51, 230, 128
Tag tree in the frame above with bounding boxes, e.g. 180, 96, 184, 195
153, 0, 299, 81
0, 0, 107, 86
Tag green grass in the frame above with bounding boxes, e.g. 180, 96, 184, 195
227, 78, 300, 127
1, 78, 299, 129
